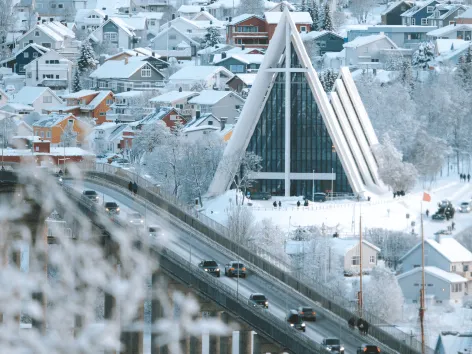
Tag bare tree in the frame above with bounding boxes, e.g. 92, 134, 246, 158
226, 203, 256, 245
349, 0, 375, 23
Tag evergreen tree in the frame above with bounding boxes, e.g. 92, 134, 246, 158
399, 59, 414, 90
299, 0, 307, 11
77, 40, 96, 74
412, 41, 435, 70
202, 27, 223, 49
238, 0, 265, 15
457, 46, 472, 91
72, 69, 82, 92
308, 2, 320, 31
322, 2, 334, 31
319, 69, 337, 92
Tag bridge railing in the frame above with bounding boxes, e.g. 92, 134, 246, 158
77, 162, 429, 354
62, 184, 329, 354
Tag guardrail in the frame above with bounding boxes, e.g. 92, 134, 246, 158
63, 185, 328, 354
77, 162, 430, 354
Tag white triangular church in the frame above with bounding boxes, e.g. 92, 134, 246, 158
208, 9, 387, 198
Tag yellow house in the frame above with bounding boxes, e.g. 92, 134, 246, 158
32, 113, 91, 146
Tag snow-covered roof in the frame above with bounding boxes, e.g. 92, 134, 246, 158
301, 30, 343, 41
1, 147, 95, 156
456, 7, 472, 19
401, 0, 436, 17
82, 91, 112, 110
150, 25, 200, 46
114, 90, 143, 98
191, 10, 218, 23
131, 107, 176, 126
75, 9, 106, 23
107, 17, 135, 37
428, 4, 465, 20
268, 1, 296, 12
381, 0, 412, 15
114, 15, 147, 31
136, 12, 164, 20
178, 5, 202, 13
169, 65, 234, 81
397, 266, 468, 283
264, 11, 312, 24
12, 87, 60, 105
437, 332, 472, 354
184, 125, 219, 133
229, 14, 262, 25
207, 0, 274, 10
188, 90, 235, 105
400, 237, 472, 263
434, 41, 471, 63
344, 34, 398, 49
435, 39, 467, 54
48, 21, 76, 38
0, 103, 34, 111
32, 113, 73, 127
214, 53, 265, 65
37, 24, 64, 42
329, 238, 381, 257
89, 60, 160, 79
197, 44, 234, 55
149, 90, 198, 104
211, 47, 265, 62
233, 73, 257, 85
427, 24, 472, 38
61, 90, 98, 99
185, 113, 219, 128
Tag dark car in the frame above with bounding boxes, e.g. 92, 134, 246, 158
311, 192, 327, 202
248, 293, 268, 309
224, 261, 246, 278
250, 192, 272, 200
104, 202, 120, 214
357, 344, 381, 354
286, 309, 306, 332
297, 306, 316, 321
198, 260, 220, 277
322, 338, 344, 353
82, 190, 99, 202
148, 225, 163, 238
432, 212, 446, 220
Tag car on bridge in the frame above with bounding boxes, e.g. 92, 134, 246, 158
297, 306, 316, 321
248, 293, 268, 309
104, 202, 120, 215
82, 190, 99, 202
53, 173, 63, 186
148, 225, 163, 238
285, 309, 306, 332
224, 261, 246, 278
322, 338, 344, 353
127, 212, 144, 227
459, 201, 471, 213
198, 260, 220, 277
356, 344, 380, 353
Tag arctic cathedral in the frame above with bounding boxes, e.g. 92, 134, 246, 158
207, 9, 386, 198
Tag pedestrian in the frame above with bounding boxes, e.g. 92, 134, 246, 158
304, 199, 309, 207
273, 201, 277, 208
128, 181, 132, 192
452, 221, 455, 230
278, 201, 281, 208
348, 317, 356, 329
133, 181, 138, 195
363, 321, 369, 335
426, 209, 429, 218
468, 174, 471, 182
367, 196, 371, 202
393, 192, 396, 198
461, 173, 464, 182
297, 200, 301, 207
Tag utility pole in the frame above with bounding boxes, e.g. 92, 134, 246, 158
419, 208, 426, 354
358, 214, 363, 318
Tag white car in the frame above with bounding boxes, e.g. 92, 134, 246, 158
459, 202, 471, 213
127, 212, 144, 226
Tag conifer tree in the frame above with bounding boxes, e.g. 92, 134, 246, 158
72, 69, 82, 92
308, 2, 320, 31
322, 2, 334, 31
238, 0, 265, 15
412, 41, 435, 70
77, 40, 96, 74
202, 27, 223, 49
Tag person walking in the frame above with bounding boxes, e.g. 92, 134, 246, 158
133, 182, 138, 195
278, 201, 281, 208
297, 200, 301, 208
468, 174, 470, 182
426, 209, 429, 218
128, 181, 132, 192
273, 201, 277, 208
452, 221, 455, 230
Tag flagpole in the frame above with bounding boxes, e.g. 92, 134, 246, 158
420, 197, 426, 354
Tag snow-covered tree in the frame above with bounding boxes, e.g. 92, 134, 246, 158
131, 121, 170, 163
0, 115, 17, 147
226, 203, 256, 245
373, 134, 418, 192
72, 70, 82, 92
61, 122, 78, 147
457, 46, 472, 90
254, 218, 289, 261
319, 69, 337, 92
202, 27, 224, 49
412, 41, 435, 70
349, 0, 375, 23
322, 2, 334, 31
77, 40, 96, 74
299, 0, 307, 11
364, 265, 404, 322
0, 0, 16, 43
307, 2, 320, 31
238, 0, 265, 15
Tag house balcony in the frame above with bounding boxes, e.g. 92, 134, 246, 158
176, 108, 193, 116
106, 113, 137, 122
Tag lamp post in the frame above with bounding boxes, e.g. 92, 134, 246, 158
312, 169, 315, 202
331, 167, 334, 201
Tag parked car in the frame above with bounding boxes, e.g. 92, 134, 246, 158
286, 309, 306, 332
224, 261, 246, 278
459, 202, 471, 213
297, 306, 316, 321
248, 293, 268, 309
148, 225, 162, 238
322, 338, 344, 353
82, 190, 99, 202
127, 212, 144, 226
432, 212, 446, 221
104, 202, 120, 214
357, 344, 381, 354
250, 192, 272, 200
309, 192, 327, 202
198, 260, 220, 277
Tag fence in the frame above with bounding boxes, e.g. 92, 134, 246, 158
78, 162, 432, 354
63, 184, 328, 354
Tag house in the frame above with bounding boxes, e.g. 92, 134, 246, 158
86, 122, 130, 154
0, 103, 35, 116
213, 53, 264, 73
32, 113, 91, 146
149, 26, 200, 58
347, 25, 436, 49
381, 1, 413, 25
168, 66, 234, 91
113, 14, 148, 43
427, 23, 472, 40
427, 4, 467, 28
47, 90, 114, 125
301, 30, 344, 56
434, 38, 468, 56
188, 90, 244, 123
89, 57, 165, 93
226, 73, 257, 95
455, 8, 472, 25
211, 46, 265, 63
183, 113, 226, 140
149, 90, 199, 117
401, 0, 440, 26
264, 11, 312, 37
74, 9, 106, 32
178, 5, 202, 19
399, 235, 472, 285
397, 266, 467, 304
158, 16, 223, 39
206, 0, 275, 20
191, 10, 219, 23
330, 238, 380, 275
105, 51, 168, 70
0, 43, 50, 75
107, 91, 154, 122
343, 33, 402, 66
432, 40, 471, 66
434, 332, 472, 354
267, 1, 296, 12
89, 17, 138, 50
11, 86, 63, 113
197, 44, 235, 65
0, 89, 10, 107
24, 50, 73, 90
131, 107, 184, 129
136, 12, 164, 32
226, 14, 268, 47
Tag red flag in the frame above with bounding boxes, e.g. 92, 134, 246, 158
423, 192, 431, 202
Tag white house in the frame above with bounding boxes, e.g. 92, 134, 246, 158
74, 9, 106, 32
0, 103, 35, 116
188, 89, 244, 123
149, 90, 199, 117
343, 34, 399, 66
11, 86, 63, 113
0, 89, 10, 107
168, 66, 234, 91
435, 332, 472, 354
25, 50, 73, 90
178, 5, 202, 19
158, 16, 224, 39
426, 23, 472, 40
89, 17, 138, 50
330, 237, 381, 275
397, 266, 467, 304
150, 26, 200, 57
136, 12, 164, 34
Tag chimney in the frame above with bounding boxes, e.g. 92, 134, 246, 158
105, 15, 108, 21
172, 13, 175, 20
152, 51, 155, 57
221, 52, 227, 59
178, 87, 182, 92
200, 7, 204, 11
210, 20, 213, 24
124, 57, 128, 65
220, 117, 227, 131
241, 44, 245, 50
196, 111, 201, 119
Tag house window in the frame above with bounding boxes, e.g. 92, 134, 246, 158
427, 284, 433, 286
414, 283, 420, 286
363, 47, 369, 53
187, 29, 192, 33
464, 265, 469, 272
149, 20, 156, 26
169, 34, 177, 40
111, 82, 117, 90
43, 96, 52, 103
40, 131, 44, 137
24, 52, 29, 58
43, 74, 53, 79
100, 112, 105, 116
33, 52, 38, 58
106, 99, 113, 105
230, 64, 245, 73
351, 256, 360, 265
58, 3, 63, 8
411, 18, 415, 25
421, 18, 428, 25
208, 120, 213, 125
82, 25, 86, 30
235, 105, 240, 109
56, 75, 59, 79
452, 283, 463, 292
41, 43, 51, 48
236, 26, 258, 32
46, 131, 51, 138
103, 32, 117, 42
300, 26, 307, 32
452, 265, 456, 271
369, 256, 375, 264
99, 81, 107, 88
371, 58, 379, 62
401, 5, 406, 11
319, 41, 326, 48
427, 6, 434, 13
141, 67, 152, 77
35, 31, 40, 36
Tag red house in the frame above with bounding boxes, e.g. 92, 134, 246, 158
131, 107, 184, 130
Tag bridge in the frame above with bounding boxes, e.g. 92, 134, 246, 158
0, 165, 429, 354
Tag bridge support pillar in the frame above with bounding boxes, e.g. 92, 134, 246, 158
238, 329, 252, 354
219, 312, 232, 354
151, 272, 167, 354
253, 332, 281, 354
189, 335, 202, 354
120, 301, 144, 354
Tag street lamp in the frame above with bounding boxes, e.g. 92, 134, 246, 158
312, 169, 315, 202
